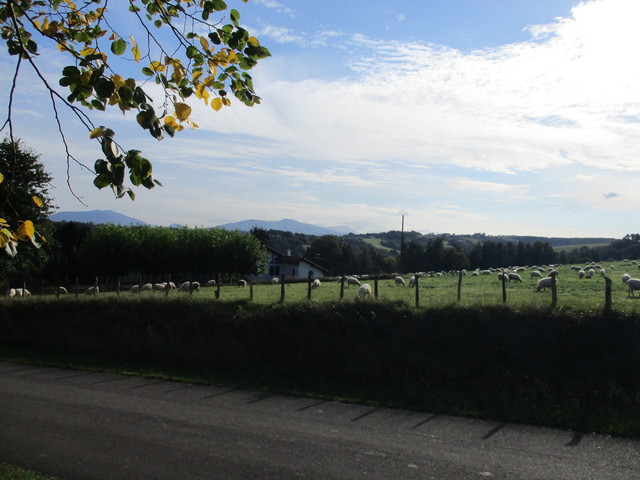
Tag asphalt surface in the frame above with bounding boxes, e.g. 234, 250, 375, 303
1, 361, 639, 479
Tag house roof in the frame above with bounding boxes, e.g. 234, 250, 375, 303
266, 246, 330, 274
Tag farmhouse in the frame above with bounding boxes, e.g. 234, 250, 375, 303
254, 246, 329, 281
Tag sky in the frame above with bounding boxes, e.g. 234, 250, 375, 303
2, 0, 640, 237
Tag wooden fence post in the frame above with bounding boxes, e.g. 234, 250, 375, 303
604, 276, 612, 313
501, 273, 507, 303
457, 270, 463, 303
307, 271, 313, 300
249, 276, 254, 301
216, 273, 221, 299
280, 274, 285, 303
339, 275, 345, 300
75, 277, 79, 298
551, 275, 557, 308
415, 275, 420, 308
374, 276, 379, 299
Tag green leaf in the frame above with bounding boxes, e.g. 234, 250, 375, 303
94, 78, 115, 98
230, 9, 240, 26
210, 0, 227, 11
127, 189, 136, 201
186, 46, 198, 59
93, 173, 111, 189
118, 85, 133, 101
94, 159, 108, 174
111, 39, 127, 55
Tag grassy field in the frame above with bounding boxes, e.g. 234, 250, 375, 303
43, 260, 639, 314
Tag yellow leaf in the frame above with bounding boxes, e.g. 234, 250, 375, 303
192, 70, 203, 83
0, 172, 3, 184
80, 47, 96, 57
164, 116, 178, 127
174, 103, 192, 122
89, 127, 103, 139
130, 36, 141, 62
227, 51, 238, 63
17, 220, 35, 240
222, 97, 231, 107
248, 36, 260, 47
199, 36, 210, 51
211, 97, 223, 111
0, 218, 8, 227
202, 75, 216, 87
32, 196, 43, 208
150, 61, 165, 72
111, 74, 125, 89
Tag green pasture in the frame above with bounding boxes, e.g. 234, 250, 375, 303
48, 261, 640, 314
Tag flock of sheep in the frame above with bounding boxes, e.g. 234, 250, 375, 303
7, 260, 640, 299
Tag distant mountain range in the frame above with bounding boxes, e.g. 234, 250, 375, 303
217, 219, 355, 236
48, 211, 354, 236
49, 210, 148, 226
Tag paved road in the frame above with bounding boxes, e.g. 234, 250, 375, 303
1, 362, 638, 479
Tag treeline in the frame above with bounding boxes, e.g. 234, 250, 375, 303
300, 234, 640, 275
4, 222, 265, 287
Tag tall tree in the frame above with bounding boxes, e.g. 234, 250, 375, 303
0, 138, 54, 278
0, 0, 270, 201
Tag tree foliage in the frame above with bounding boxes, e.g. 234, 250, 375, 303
0, 138, 54, 279
0, 0, 270, 201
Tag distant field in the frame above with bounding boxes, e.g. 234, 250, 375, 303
553, 242, 612, 252
360, 237, 395, 252
26, 261, 640, 314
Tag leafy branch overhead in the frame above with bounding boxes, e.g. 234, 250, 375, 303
0, 0, 271, 199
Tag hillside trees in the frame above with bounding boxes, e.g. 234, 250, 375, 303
1, 0, 270, 241
0, 138, 54, 281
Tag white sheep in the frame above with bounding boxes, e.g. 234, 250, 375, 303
626, 278, 640, 296
508, 273, 522, 283
57, 286, 68, 295
237, 279, 247, 288
85, 286, 99, 296
530, 271, 542, 279
8, 288, 16, 297
270, 277, 279, 285
409, 275, 416, 287
394, 276, 406, 287
191, 281, 200, 292
206, 279, 217, 287
536, 271, 558, 292
358, 283, 372, 298
622, 273, 631, 285
346, 276, 361, 287
311, 279, 321, 289
141, 283, 153, 292
179, 281, 191, 292
586, 269, 595, 279
131, 285, 140, 294
152, 282, 166, 292
599, 269, 606, 277
577, 270, 585, 279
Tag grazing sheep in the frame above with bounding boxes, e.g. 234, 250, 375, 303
152, 282, 166, 292
409, 275, 416, 287
622, 273, 631, 285
479, 270, 492, 275
85, 286, 99, 296
346, 276, 361, 287
131, 285, 140, 294
311, 279, 321, 289
7, 288, 16, 297
536, 271, 558, 292
530, 271, 542, 279
357, 283, 372, 298
141, 283, 153, 292
179, 281, 191, 292
270, 277, 279, 285
237, 279, 247, 288
14, 288, 31, 297
191, 281, 200, 292
626, 278, 640, 296
206, 279, 217, 287
394, 276, 406, 287
599, 269, 606, 277
577, 270, 586, 279
57, 286, 68, 295
508, 273, 523, 283
585, 269, 595, 279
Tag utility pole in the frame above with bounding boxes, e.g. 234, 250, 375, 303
399, 210, 408, 270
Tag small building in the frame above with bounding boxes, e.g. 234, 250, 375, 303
253, 246, 329, 281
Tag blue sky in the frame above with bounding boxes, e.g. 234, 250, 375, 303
3, 0, 640, 237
